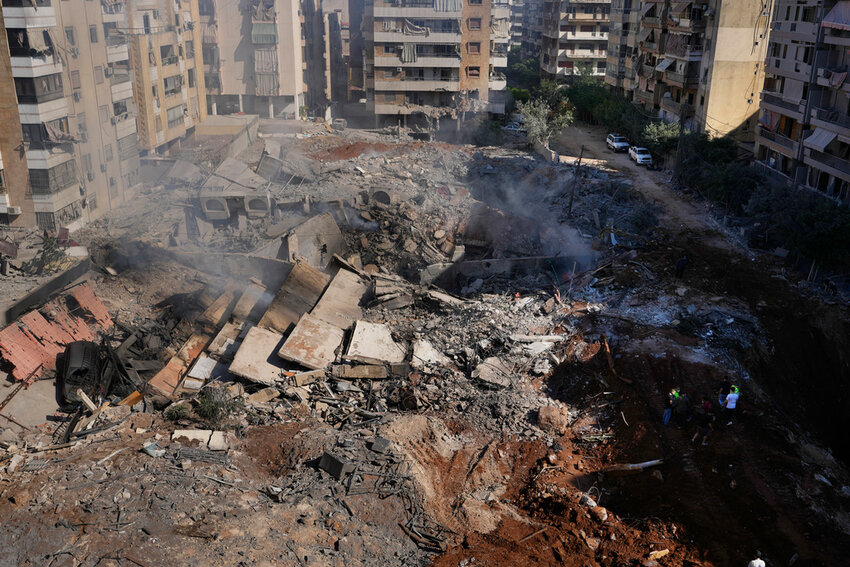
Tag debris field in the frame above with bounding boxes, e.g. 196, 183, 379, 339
0, 124, 848, 567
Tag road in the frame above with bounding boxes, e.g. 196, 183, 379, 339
552, 124, 736, 251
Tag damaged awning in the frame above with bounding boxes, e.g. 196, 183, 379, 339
401, 43, 417, 63
433, 0, 461, 12
803, 128, 837, 152
655, 58, 675, 72
823, 1, 850, 31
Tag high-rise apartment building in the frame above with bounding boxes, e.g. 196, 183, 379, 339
520, 0, 542, 60
125, 0, 207, 155
0, 0, 142, 231
606, 0, 768, 141
362, 0, 508, 126
510, 0, 524, 48
540, 0, 611, 81
199, 0, 308, 119
755, 0, 850, 203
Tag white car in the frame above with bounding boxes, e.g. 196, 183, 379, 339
629, 146, 653, 166
503, 122, 527, 134
606, 133, 630, 152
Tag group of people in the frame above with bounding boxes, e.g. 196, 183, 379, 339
662, 378, 741, 445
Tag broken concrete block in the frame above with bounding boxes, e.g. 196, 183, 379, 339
318, 452, 355, 480
229, 326, 287, 385
278, 313, 345, 370
538, 405, 570, 435
332, 364, 389, 379
208, 431, 235, 451
293, 369, 324, 386
172, 430, 213, 445
370, 437, 391, 454
472, 357, 513, 389
247, 387, 280, 404
411, 339, 450, 369
310, 268, 368, 329
344, 321, 406, 365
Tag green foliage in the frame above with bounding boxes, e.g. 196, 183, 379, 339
165, 402, 190, 421
195, 387, 241, 425
506, 46, 540, 91
517, 98, 574, 149
641, 121, 680, 156
507, 87, 530, 104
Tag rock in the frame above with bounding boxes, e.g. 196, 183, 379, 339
433, 229, 446, 240
403, 239, 418, 252
538, 405, 570, 435
585, 537, 600, 551
247, 387, 280, 404
590, 506, 609, 523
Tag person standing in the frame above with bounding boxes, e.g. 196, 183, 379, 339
723, 385, 740, 425
747, 551, 765, 567
718, 378, 731, 406
692, 398, 715, 446
663, 388, 679, 426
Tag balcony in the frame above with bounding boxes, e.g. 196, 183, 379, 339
805, 149, 850, 183
161, 55, 180, 67
373, 4, 461, 17
25, 147, 75, 170
101, 0, 125, 22
665, 42, 703, 61
114, 115, 137, 139
660, 96, 692, 116
373, 79, 460, 91
812, 107, 850, 138
111, 80, 133, 102
373, 31, 461, 43
563, 50, 607, 60
107, 43, 129, 64
824, 27, 850, 47
17, 96, 69, 125
489, 74, 506, 90
664, 69, 698, 87
1, 2, 55, 28
374, 55, 460, 68
642, 16, 663, 28
491, 55, 508, 68
634, 88, 660, 106
772, 20, 819, 43
668, 17, 706, 33
765, 56, 811, 81
756, 126, 799, 156
815, 66, 850, 93
760, 91, 803, 118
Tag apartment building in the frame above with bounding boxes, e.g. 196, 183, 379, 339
199, 0, 307, 119
124, 0, 206, 155
0, 0, 143, 231
323, 0, 352, 106
755, 0, 850, 203
510, 0, 523, 47
362, 0, 508, 125
616, 1, 768, 141
540, 0, 611, 81
520, 0, 541, 60
605, 0, 638, 91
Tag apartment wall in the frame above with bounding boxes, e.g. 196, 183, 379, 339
461, 0, 491, 95
699, 0, 768, 140
0, 8, 34, 228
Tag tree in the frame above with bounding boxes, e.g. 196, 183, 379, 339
517, 99, 574, 149
640, 121, 680, 156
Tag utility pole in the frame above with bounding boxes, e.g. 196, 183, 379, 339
672, 113, 686, 184
567, 145, 585, 217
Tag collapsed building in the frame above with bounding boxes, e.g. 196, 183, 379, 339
0, 123, 848, 566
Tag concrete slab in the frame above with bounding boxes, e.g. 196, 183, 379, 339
0, 378, 59, 432
345, 321, 406, 365
310, 268, 368, 330
208, 322, 242, 359
208, 431, 236, 451
281, 213, 348, 269
172, 430, 213, 445
258, 262, 330, 335
411, 339, 451, 369
278, 313, 344, 370
472, 357, 513, 389
228, 326, 287, 385
231, 282, 269, 323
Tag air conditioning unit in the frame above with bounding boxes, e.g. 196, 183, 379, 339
73, 91, 81, 102
100, 164, 107, 173
6, 206, 22, 215
104, 67, 113, 77
70, 47, 79, 58
87, 171, 95, 182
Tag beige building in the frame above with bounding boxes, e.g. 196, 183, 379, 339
520, 0, 542, 60
199, 0, 307, 119
608, 0, 768, 141
541, 0, 611, 80
755, 0, 850, 204
362, 0, 508, 126
123, 0, 207, 155
0, 0, 142, 231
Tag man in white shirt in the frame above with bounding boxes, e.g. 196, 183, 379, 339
747, 551, 765, 567
723, 385, 739, 425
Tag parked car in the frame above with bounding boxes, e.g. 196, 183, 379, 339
503, 122, 528, 134
606, 133, 630, 152
629, 146, 653, 166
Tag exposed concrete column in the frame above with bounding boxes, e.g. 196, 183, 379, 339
238, 95, 244, 113
210, 100, 217, 115
269, 98, 274, 118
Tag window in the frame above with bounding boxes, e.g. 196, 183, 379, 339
104, 144, 113, 162
467, 66, 480, 77
94, 66, 103, 84
29, 160, 78, 195
185, 39, 194, 58
469, 0, 482, 4
187, 68, 196, 88
580, 25, 594, 33
70, 70, 81, 89
77, 113, 87, 140
64, 26, 75, 46
89, 25, 98, 43
166, 105, 185, 129
468, 18, 481, 30
163, 74, 184, 96
143, 15, 151, 34
88, 195, 97, 211
82, 154, 93, 177
467, 42, 480, 54
99, 104, 109, 125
